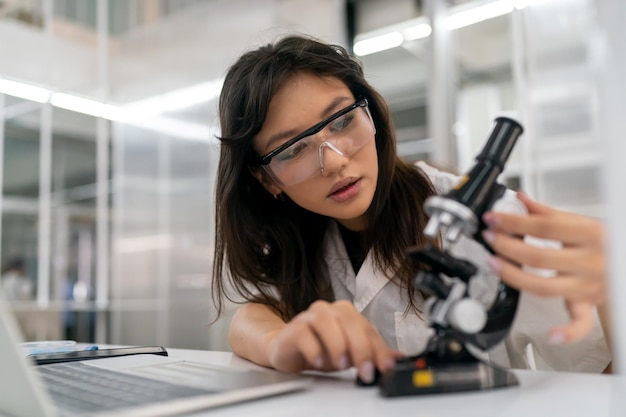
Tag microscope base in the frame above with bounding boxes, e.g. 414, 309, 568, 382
379, 359, 518, 397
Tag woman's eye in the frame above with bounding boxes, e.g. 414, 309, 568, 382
329, 113, 355, 133
277, 141, 310, 161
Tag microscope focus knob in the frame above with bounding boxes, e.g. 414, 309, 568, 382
447, 299, 487, 334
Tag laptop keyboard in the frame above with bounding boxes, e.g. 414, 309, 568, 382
38, 362, 212, 414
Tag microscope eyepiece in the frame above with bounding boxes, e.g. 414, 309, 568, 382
423, 116, 524, 244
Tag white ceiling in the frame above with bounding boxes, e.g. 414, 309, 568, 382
2, 0, 515, 130
1, 0, 514, 196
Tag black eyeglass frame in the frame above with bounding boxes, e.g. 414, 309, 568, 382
255, 97, 369, 166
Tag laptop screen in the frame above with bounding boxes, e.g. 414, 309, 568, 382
0, 296, 57, 417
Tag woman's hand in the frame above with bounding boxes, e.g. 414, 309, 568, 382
264, 300, 401, 383
482, 192, 607, 343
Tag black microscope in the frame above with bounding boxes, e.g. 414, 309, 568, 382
379, 116, 524, 396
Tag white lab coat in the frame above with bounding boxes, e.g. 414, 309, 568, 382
324, 162, 611, 372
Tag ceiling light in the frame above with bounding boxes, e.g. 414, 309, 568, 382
0, 77, 51, 103
354, 32, 404, 56
403, 23, 433, 41
0, 75, 223, 120
0, 76, 217, 141
446, 0, 514, 30
50, 92, 109, 117
353, 0, 533, 56
125, 116, 215, 142
512, 0, 551, 10
121, 78, 224, 116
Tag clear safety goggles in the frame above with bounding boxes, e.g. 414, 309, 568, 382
256, 98, 375, 186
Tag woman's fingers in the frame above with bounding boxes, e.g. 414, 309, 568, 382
549, 300, 595, 344
266, 318, 322, 372
271, 300, 398, 379
483, 230, 576, 272
484, 193, 603, 247
516, 192, 553, 215
485, 191, 606, 302
326, 303, 398, 376
291, 324, 326, 369
306, 300, 350, 369
481, 193, 607, 345
483, 211, 593, 246
487, 255, 605, 304
332, 300, 397, 382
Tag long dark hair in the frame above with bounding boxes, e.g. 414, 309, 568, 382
212, 35, 436, 320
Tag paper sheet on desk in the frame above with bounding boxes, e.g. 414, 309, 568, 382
301, 368, 356, 381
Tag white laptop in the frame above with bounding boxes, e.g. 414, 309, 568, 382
0, 297, 312, 417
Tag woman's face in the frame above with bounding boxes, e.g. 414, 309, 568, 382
253, 73, 378, 231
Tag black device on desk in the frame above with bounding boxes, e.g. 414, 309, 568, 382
29, 346, 168, 365
377, 117, 524, 396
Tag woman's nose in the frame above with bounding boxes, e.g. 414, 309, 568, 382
319, 142, 348, 176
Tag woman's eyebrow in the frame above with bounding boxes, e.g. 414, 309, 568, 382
266, 129, 298, 151
319, 96, 351, 118
264, 96, 352, 152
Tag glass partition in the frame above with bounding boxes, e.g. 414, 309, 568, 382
514, 0, 603, 217
110, 122, 216, 348
451, 13, 518, 174
0, 96, 45, 340
50, 108, 99, 342
0, 0, 105, 340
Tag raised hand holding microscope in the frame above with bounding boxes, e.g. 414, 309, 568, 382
379, 117, 524, 396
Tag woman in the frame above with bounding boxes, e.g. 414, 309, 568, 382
212, 35, 610, 382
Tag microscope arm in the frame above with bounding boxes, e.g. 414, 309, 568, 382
375, 117, 525, 396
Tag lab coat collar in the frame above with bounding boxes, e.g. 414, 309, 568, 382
324, 221, 394, 312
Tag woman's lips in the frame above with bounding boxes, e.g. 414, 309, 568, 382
328, 178, 362, 202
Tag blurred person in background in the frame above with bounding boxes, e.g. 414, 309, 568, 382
1, 257, 34, 301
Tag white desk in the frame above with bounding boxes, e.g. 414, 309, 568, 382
168, 348, 626, 417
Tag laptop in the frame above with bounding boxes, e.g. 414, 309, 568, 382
0, 297, 313, 417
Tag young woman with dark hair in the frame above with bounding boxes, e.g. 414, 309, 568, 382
212, 35, 610, 382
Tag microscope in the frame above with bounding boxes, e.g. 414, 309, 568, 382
379, 116, 524, 396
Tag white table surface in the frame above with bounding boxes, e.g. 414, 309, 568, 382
166, 348, 626, 417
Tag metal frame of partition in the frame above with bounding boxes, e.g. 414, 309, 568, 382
0, 95, 4, 263
425, 0, 457, 169
95, 0, 110, 344
600, 0, 626, 374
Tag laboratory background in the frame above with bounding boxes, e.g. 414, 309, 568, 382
0, 0, 612, 353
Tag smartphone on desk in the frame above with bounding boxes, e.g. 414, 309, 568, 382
29, 346, 168, 365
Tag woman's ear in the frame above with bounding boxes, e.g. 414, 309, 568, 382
250, 166, 282, 197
